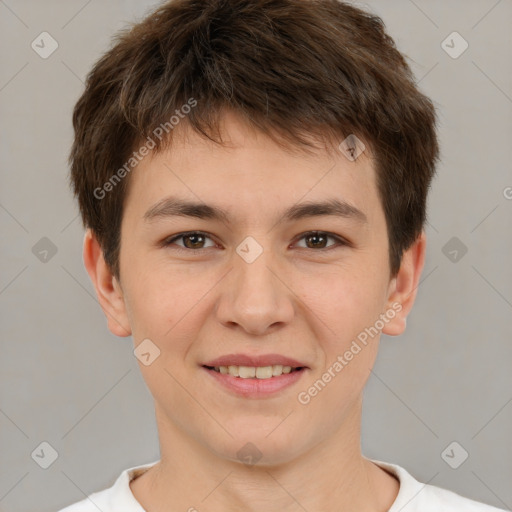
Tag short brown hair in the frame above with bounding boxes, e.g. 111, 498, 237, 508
69, 0, 439, 281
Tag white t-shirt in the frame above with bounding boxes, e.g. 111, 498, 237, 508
57, 458, 507, 511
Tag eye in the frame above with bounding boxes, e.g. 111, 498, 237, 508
163, 231, 217, 252
293, 231, 348, 251
162, 230, 349, 253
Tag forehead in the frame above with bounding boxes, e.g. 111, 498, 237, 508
123, 113, 382, 228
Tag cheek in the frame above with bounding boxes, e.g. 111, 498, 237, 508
295, 272, 385, 427
123, 261, 212, 338
301, 263, 387, 335
297, 265, 388, 406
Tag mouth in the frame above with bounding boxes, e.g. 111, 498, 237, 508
203, 364, 305, 379
201, 362, 308, 398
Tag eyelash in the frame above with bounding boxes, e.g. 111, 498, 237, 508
162, 230, 350, 254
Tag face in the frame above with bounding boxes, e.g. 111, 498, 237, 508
85, 111, 424, 465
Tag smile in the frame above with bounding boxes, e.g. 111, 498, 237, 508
202, 365, 307, 398
204, 364, 303, 379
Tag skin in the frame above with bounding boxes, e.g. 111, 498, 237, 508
84, 110, 426, 512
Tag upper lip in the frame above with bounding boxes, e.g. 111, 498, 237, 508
203, 353, 308, 368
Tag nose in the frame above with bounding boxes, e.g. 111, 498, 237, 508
215, 244, 295, 336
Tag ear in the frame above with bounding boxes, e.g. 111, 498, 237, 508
381, 230, 427, 337
82, 228, 132, 337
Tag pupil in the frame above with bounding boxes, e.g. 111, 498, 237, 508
185, 234, 203, 249
307, 233, 326, 249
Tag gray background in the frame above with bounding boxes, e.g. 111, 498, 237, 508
0, 0, 511, 511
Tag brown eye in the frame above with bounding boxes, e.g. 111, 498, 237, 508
304, 232, 328, 249
163, 231, 216, 251
295, 231, 347, 250
181, 233, 207, 249
163, 230, 348, 254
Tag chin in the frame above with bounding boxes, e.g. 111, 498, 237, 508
209, 427, 308, 468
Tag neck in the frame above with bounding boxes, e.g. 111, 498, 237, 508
130, 398, 399, 512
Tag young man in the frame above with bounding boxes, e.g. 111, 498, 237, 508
58, 0, 507, 510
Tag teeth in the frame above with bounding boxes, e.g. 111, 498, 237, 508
239, 366, 256, 378
212, 365, 297, 379
256, 366, 273, 379
272, 364, 283, 376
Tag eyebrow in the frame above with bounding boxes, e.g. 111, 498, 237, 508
143, 196, 368, 225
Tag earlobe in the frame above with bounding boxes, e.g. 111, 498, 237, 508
82, 229, 132, 337
381, 231, 427, 337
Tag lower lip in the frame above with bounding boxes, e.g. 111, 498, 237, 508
202, 366, 307, 398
